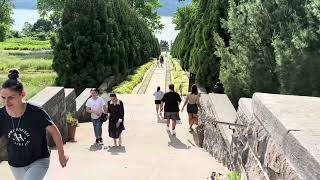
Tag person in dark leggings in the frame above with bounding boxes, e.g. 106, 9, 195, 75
0, 69, 68, 180
181, 84, 202, 132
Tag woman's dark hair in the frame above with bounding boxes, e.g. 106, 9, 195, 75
110, 93, 117, 97
2, 69, 23, 94
157, 86, 160, 92
191, 84, 198, 95
90, 88, 99, 94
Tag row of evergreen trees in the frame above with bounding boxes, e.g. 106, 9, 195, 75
52, 0, 160, 93
171, 0, 320, 105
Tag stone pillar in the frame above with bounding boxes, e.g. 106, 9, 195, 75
76, 88, 93, 123
29, 87, 68, 146
65, 88, 76, 115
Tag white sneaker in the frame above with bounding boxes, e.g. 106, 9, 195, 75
171, 130, 176, 136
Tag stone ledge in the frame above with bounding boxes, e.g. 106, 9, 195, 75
29, 87, 68, 146
200, 93, 237, 169
65, 88, 76, 115
208, 93, 237, 144
76, 88, 93, 123
252, 93, 320, 180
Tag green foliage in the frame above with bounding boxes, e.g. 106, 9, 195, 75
113, 61, 154, 93
127, 0, 163, 31
0, 38, 51, 50
172, 3, 197, 30
37, 0, 65, 16
170, 58, 188, 96
0, 50, 56, 100
0, 54, 52, 72
37, 0, 163, 31
226, 171, 241, 180
66, 112, 78, 126
173, 0, 320, 105
171, 0, 229, 89
214, 0, 320, 105
0, 73, 56, 100
32, 18, 54, 32
0, 0, 14, 42
160, 40, 169, 52
7, 30, 22, 38
53, 0, 160, 94
21, 19, 55, 40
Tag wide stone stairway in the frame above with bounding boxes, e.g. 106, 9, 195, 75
0, 59, 228, 180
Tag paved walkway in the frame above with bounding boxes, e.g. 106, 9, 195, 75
0, 56, 228, 180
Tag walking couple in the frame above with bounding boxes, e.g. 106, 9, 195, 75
86, 89, 125, 147
155, 84, 202, 135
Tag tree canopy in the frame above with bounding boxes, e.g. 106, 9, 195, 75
52, 0, 160, 93
0, 0, 13, 41
172, 0, 320, 105
38, 0, 163, 31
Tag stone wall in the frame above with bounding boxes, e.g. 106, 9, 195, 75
76, 88, 92, 123
199, 92, 320, 180
199, 93, 236, 169
29, 87, 68, 146
65, 88, 76, 115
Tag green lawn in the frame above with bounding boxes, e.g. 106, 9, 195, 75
0, 38, 51, 50
0, 50, 53, 72
0, 72, 57, 100
0, 50, 56, 101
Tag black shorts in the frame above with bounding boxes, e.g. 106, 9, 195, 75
187, 103, 198, 114
155, 100, 161, 104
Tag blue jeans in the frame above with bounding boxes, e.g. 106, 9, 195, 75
92, 118, 102, 139
10, 158, 50, 180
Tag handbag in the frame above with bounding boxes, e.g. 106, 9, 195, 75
100, 113, 108, 122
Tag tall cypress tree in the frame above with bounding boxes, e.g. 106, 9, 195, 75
53, 0, 160, 93
171, 0, 229, 89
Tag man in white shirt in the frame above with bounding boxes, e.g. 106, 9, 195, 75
86, 88, 107, 144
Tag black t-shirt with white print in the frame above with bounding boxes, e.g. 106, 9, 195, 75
0, 103, 53, 167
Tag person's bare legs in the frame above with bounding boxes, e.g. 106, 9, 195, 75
156, 104, 160, 114
166, 119, 170, 131
193, 114, 199, 127
188, 113, 193, 131
171, 119, 177, 135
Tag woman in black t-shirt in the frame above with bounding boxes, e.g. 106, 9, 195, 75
0, 69, 68, 180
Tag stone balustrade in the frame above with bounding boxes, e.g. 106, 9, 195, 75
199, 92, 320, 180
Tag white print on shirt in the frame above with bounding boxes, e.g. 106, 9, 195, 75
8, 128, 31, 147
